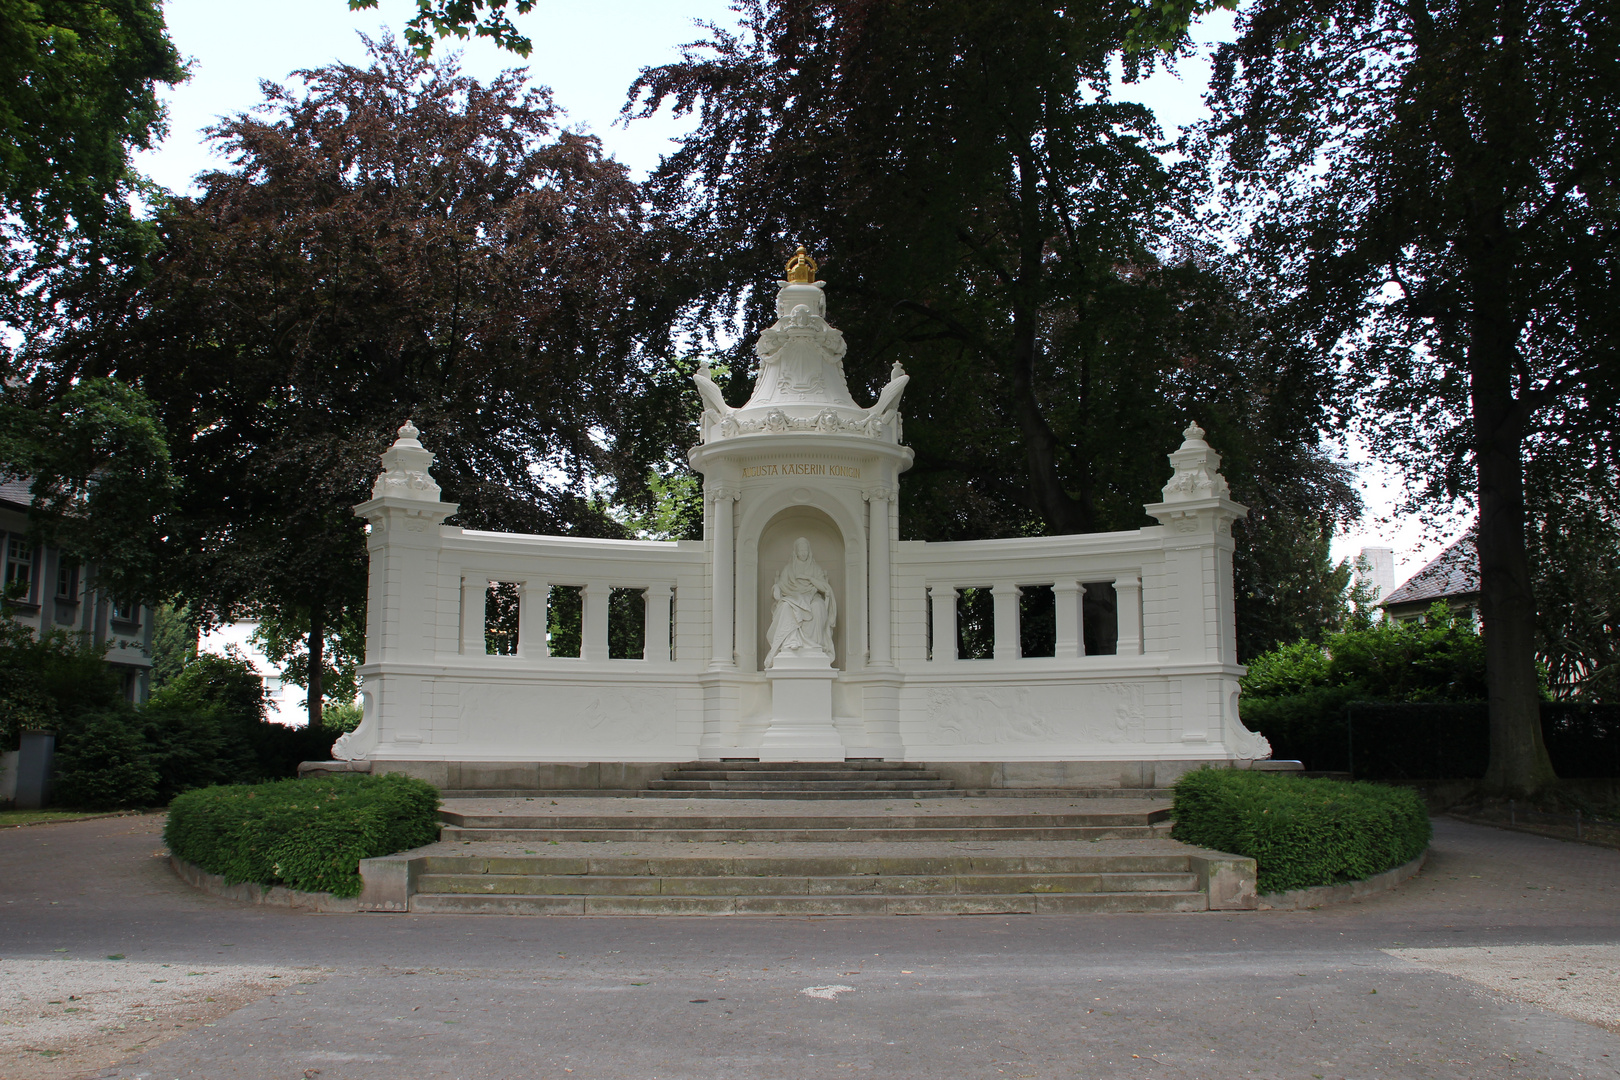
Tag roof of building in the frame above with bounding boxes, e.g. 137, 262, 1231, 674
1382, 525, 1480, 607
0, 475, 32, 512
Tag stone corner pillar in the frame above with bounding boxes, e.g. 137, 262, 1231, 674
352, 421, 458, 667
345, 421, 457, 761
864, 485, 896, 668
707, 484, 740, 670
1143, 421, 1247, 665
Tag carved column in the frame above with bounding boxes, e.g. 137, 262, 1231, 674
930, 585, 957, 663
709, 486, 738, 669
992, 583, 1021, 660
865, 486, 894, 668
1115, 574, 1143, 656
460, 577, 486, 656
581, 578, 610, 662
645, 584, 673, 664
1053, 580, 1083, 658
518, 580, 549, 659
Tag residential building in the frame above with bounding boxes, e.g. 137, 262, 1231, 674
0, 477, 155, 701
1381, 526, 1480, 624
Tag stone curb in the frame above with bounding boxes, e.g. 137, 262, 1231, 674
1256, 849, 1428, 911
169, 855, 359, 913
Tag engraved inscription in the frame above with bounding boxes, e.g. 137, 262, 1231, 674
742, 462, 862, 480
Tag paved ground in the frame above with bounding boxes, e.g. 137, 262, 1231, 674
2, 813, 1619, 1080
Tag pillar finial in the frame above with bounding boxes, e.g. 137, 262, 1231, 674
373, 418, 442, 501
785, 244, 818, 284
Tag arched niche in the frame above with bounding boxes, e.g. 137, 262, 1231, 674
756, 506, 846, 671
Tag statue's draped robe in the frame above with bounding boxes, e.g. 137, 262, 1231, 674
765, 551, 837, 666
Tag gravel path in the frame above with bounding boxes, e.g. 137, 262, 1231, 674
1388, 945, 1620, 1033
0, 959, 315, 1080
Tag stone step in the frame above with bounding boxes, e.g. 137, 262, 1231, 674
438, 825, 1170, 843
644, 786, 952, 793
360, 838, 1256, 916
405, 891, 1209, 915
416, 870, 1200, 897
668, 760, 917, 771
414, 851, 1196, 876
659, 769, 945, 782
634, 788, 980, 800
435, 787, 1176, 800
438, 809, 1170, 830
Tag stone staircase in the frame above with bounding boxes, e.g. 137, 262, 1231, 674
435, 760, 1174, 800
642, 760, 955, 798
404, 844, 1213, 915
437, 803, 1173, 843
357, 790, 1259, 916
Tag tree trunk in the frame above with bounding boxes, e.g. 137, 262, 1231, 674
307, 604, 325, 731
1470, 306, 1558, 797
1007, 146, 1089, 536
1008, 317, 1089, 535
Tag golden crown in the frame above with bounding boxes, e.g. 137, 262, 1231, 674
785, 244, 818, 284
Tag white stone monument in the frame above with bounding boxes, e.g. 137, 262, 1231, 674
332, 247, 1271, 785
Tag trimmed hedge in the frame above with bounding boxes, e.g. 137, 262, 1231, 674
1172, 768, 1431, 894
164, 774, 441, 897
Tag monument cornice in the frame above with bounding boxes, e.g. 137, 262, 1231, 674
688, 431, 915, 472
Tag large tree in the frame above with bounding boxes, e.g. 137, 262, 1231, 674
1140, 0, 1620, 793
0, 0, 183, 328
348, 0, 537, 57
31, 38, 660, 725
0, 2, 184, 607
0, 378, 176, 607
628, 0, 1359, 653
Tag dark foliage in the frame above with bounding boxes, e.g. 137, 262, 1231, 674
31, 37, 667, 724
1250, 701, 1620, 781
0, 612, 126, 752
25, 648, 336, 810
626, 0, 1361, 655
51, 712, 160, 811
0, 0, 184, 344
1152, 0, 1620, 793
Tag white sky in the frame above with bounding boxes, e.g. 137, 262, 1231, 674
139, 0, 1467, 590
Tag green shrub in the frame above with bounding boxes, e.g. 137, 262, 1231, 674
146, 652, 267, 729
52, 712, 160, 810
1172, 768, 1431, 894
1239, 684, 1364, 768
0, 618, 126, 751
322, 699, 363, 733
136, 700, 257, 802
164, 773, 441, 897
1241, 604, 1488, 709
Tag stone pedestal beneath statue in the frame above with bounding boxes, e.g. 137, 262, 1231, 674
760, 654, 844, 761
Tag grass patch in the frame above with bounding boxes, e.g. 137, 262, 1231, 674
0, 809, 127, 828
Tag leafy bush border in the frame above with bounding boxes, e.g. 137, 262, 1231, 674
163, 773, 440, 897
1172, 768, 1431, 894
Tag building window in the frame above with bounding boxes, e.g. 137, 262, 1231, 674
5, 536, 34, 596
55, 558, 79, 601
110, 598, 139, 625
